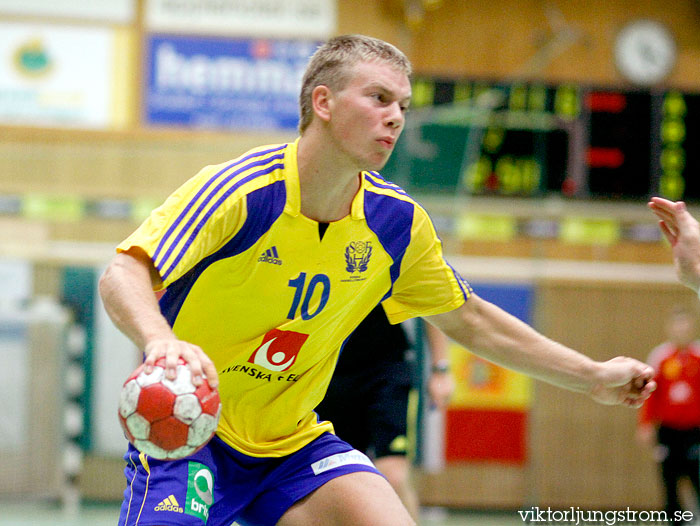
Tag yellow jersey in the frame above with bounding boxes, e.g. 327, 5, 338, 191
118, 139, 471, 457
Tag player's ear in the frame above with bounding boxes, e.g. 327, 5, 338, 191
311, 85, 333, 123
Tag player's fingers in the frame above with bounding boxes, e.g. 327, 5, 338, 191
658, 221, 677, 245
648, 197, 676, 210
143, 355, 155, 374
676, 206, 700, 232
624, 377, 655, 408
651, 212, 679, 237
184, 345, 217, 388
163, 341, 183, 380
201, 355, 219, 388
624, 397, 644, 409
631, 365, 655, 390
641, 379, 657, 396
143, 344, 164, 374
650, 206, 678, 228
188, 346, 209, 386
669, 203, 700, 235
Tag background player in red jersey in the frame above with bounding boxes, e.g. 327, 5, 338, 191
637, 305, 700, 518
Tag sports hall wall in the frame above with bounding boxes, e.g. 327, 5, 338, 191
1, 0, 699, 512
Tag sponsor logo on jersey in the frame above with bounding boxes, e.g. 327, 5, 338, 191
311, 450, 375, 475
248, 328, 308, 372
185, 463, 214, 521
258, 246, 282, 265
343, 241, 372, 282
219, 363, 300, 383
662, 357, 682, 380
155, 495, 183, 513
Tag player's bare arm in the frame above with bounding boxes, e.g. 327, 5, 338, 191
98, 247, 218, 388
426, 294, 655, 407
648, 197, 700, 292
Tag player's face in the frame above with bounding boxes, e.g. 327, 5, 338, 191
329, 60, 411, 171
667, 313, 697, 346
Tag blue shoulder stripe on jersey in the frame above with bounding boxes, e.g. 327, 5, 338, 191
365, 172, 408, 195
159, 180, 287, 325
445, 260, 472, 300
159, 161, 285, 281
153, 144, 286, 272
363, 190, 414, 301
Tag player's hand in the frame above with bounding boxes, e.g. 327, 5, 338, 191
143, 338, 219, 388
648, 197, 700, 292
588, 357, 656, 408
428, 371, 455, 410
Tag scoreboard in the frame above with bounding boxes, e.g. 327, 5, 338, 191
382, 77, 700, 202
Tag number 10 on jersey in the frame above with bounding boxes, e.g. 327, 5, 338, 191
287, 272, 331, 320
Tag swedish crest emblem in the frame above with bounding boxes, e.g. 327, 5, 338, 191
345, 241, 372, 275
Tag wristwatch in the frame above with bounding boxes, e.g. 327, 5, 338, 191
431, 359, 450, 374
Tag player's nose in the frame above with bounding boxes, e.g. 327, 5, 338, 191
385, 102, 404, 129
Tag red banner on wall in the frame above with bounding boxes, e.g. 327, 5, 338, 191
445, 408, 528, 464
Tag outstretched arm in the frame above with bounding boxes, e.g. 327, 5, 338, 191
426, 295, 655, 408
98, 247, 218, 387
648, 197, 700, 292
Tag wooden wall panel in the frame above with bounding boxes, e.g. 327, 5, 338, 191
336, 0, 408, 49
418, 464, 528, 509
530, 281, 695, 509
408, 0, 700, 89
0, 128, 292, 199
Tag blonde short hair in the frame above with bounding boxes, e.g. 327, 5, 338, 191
298, 34, 412, 134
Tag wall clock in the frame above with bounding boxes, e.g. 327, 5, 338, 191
614, 19, 677, 86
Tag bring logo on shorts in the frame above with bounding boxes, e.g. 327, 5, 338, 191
185, 462, 215, 522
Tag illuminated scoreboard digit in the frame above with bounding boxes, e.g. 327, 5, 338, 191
462, 126, 569, 196
384, 78, 573, 197
386, 76, 700, 202
658, 92, 700, 201
585, 90, 653, 198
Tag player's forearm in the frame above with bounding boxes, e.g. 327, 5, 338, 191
98, 253, 175, 351
428, 296, 601, 394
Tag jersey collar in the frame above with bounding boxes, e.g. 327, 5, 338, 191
284, 137, 366, 221
283, 138, 302, 217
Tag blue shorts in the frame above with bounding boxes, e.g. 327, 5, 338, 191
118, 432, 381, 526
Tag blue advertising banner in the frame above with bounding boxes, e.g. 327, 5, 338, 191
145, 35, 319, 131
469, 282, 533, 324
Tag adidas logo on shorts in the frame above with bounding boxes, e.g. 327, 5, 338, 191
155, 494, 183, 513
258, 246, 282, 265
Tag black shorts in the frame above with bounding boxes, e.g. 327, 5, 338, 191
315, 361, 413, 459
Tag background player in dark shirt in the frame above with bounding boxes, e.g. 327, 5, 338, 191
316, 304, 453, 521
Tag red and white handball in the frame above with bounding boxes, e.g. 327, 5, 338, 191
118, 357, 221, 460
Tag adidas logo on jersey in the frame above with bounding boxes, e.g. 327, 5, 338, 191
258, 246, 282, 265
155, 495, 183, 513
